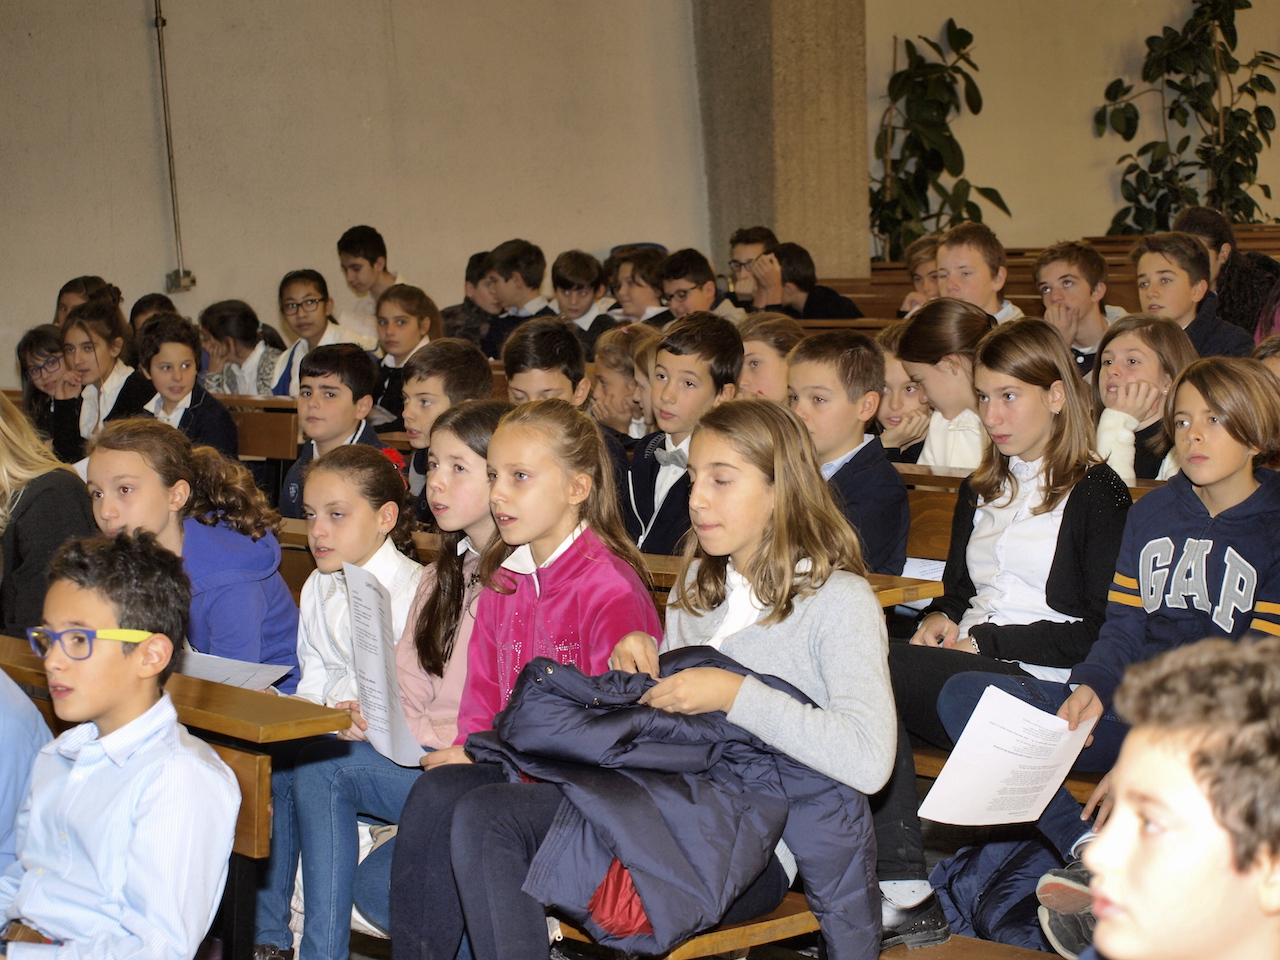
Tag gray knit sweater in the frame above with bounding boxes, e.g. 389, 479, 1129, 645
664, 564, 896, 796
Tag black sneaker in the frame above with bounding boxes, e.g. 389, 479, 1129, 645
1038, 905, 1095, 959
1037, 860, 1093, 915
881, 892, 951, 949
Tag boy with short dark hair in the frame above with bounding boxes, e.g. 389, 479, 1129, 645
625, 313, 742, 554
336, 225, 402, 342
751, 242, 863, 319
442, 251, 504, 347
937, 222, 1024, 323
0, 532, 239, 958
551, 250, 618, 360
280, 343, 384, 518
659, 248, 745, 323
479, 239, 555, 359
607, 246, 672, 328
1131, 232, 1254, 358
501, 318, 591, 407
400, 338, 494, 521
138, 313, 239, 458
1035, 241, 1116, 378
1076, 638, 1280, 960
727, 225, 779, 311
788, 331, 909, 575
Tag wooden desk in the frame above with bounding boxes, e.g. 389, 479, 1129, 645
219, 393, 299, 410
380, 430, 413, 452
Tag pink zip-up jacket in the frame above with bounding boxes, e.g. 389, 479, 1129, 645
454, 526, 663, 744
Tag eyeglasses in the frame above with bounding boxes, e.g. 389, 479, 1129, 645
26, 627, 152, 660
727, 258, 757, 273
281, 298, 325, 316
660, 287, 699, 307
25, 354, 63, 380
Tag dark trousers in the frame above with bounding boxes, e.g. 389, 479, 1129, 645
872, 642, 1031, 881
390, 763, 790, 960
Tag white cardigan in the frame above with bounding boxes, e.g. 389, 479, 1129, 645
295, 537, 423, 706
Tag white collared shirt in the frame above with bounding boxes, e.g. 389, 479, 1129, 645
993, 300, 1025, 325
500, 522, 587, 597
628, 417, 649, 440
337, 273, 405, 342
309, 424, 365, 460
508, 295, 550, 319
381, 336, 430, 369
652, 435, 691, 515
79, 361, 135, 439
820, 434, 873, 481
706, 564, 768, 648
957, 456, 1078, 681
227, 340, 268, 395
568, 302, 603, 332
273, 322, 378, 398
917, 408, 985, 471
146, 388, 193, 428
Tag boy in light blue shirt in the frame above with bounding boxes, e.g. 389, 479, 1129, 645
0, 533, 239, 959
0, 675, 49, 874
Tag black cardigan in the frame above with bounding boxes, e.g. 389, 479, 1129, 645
50, 369, 155, 462
1, 469, 98, 633
920, 463, 1132, 667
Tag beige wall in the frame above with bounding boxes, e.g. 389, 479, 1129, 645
0, 0, 709, 387
866, 0, 1280, 252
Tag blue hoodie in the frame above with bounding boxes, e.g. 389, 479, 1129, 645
182, 517, 300, 693
1070, 468, 1280, 708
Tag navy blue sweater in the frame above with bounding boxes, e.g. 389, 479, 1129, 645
279, 421, 385, 519
624, 432, 690, 556
178, 383, 238, 459
828, 438, 909, 576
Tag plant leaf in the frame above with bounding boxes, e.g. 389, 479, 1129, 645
962, 72, 982, 113
1258, 105, 1276, 132
1094, 107, 1108, 136
974, 185, 1011, 216
1105, 78, 1127, 102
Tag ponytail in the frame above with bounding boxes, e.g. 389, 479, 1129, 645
304, 445, 416, 557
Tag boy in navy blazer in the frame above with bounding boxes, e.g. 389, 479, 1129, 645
788, 331, 909, 575
625, 313, 741, 555
138, 313, 238, 458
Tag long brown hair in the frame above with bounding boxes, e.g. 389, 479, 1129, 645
413, 400, 511, 677
896, 297, 994, 365
478, 399, 649, 592
88, 418, 280, 539
1165, 358, 1280, 467
304, 445, 416, 556
672, 399, 865, 625
970, 320, 1098, 513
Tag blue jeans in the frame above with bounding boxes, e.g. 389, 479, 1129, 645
256, 740, 313, 948
936, 672, 1130, 859
294, 739, 425, 960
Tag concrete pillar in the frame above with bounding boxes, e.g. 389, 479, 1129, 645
692, 0, 869, 278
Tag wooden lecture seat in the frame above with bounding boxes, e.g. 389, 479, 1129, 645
230, 408, 300, 460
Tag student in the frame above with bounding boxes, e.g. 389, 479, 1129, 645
873, 321, 1132, 948
897, 298, 994, 470
899, 235, 941, 316
591, 323, 662, 444
726, 225, 780, 311
876, 321, 932, 463
749, 242, 863, 319
1093, 314, 1199, 484
51, 276, 115, 328
478, 239, 556, 359
936, 222, 1024, 323
272, 269, 377, 398
501, 318, 592, 407
1, 532, 239, 959
1075, 639, 1280, 960
255, 445, 423, 959
608, 246, 673, 328
85, 418, 301, 691
788, 331, 910, 575
1132, 232, 1255, 359
287, 402, 508, 958
737, 311, 806, 403
442, 251, 504, 347
0, 393, 96, 633
1173, 205, 1280, 337
199, 299, 287, 396
1035, 241, 1116, 378
15, 324, 70, 441
279, 343, 384, 519
658, 247, 746, 323
0, 671, 49, 873
396, 399, 895, 960
630, 330, 662, 439
1253, 334, 1280, 379
389, 399, 665, 954
336, 225, 402, 343
128, 292, 176, 336
371, 283, 436, 433
935, 357, 1280, 957
551, 249, 618, 360
625, 313, 742, 555
137, 313, 238, 458
52, 297, 154, 463
400, 338, 494, 523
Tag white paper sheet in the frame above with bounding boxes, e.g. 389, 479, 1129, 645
344, 562, 425, 767
917, 686, 1098, 826
173, 649, 292, 690
897, 557, 946, 611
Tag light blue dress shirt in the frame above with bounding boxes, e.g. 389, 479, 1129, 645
0, 674, 51, 872
0, 694, 240, 959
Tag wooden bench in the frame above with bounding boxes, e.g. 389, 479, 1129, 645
0, 634, 348, 960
